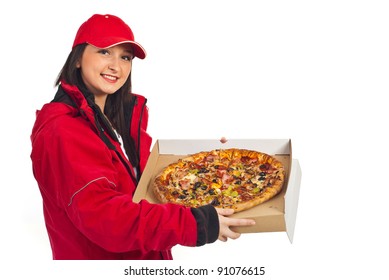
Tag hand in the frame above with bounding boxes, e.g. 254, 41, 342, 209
216, 208, 255, 242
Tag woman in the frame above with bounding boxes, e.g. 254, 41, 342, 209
30, 14, 254, 260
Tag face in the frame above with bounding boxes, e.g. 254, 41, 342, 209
77, 44, 133, 98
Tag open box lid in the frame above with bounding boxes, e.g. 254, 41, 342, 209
157, 139, 291, 155
284, 159, 302, 242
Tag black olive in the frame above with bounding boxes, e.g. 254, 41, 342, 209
178, 194, 186, 199
201, 185, 208, 190
259, 172, 266, 176
260, 164, 269, 170
194, 182, 201, 189
259, 176, 266, 181
209, 189, 215, 195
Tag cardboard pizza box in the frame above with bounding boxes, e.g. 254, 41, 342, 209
133, 139, 302, 243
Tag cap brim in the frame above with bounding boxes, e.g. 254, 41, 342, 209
89, 39, 146, 59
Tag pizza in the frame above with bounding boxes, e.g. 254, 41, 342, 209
153, 148, 285, 213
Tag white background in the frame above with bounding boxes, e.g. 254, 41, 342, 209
1, 0, 388, 279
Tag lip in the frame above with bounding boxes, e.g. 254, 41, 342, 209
101, 74, 118, 83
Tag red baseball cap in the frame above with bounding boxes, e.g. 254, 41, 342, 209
72, 14, 146, 59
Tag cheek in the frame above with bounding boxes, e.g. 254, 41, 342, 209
119, 65, 132, 86
123, 63, 132, 78
79, 64, 99, 89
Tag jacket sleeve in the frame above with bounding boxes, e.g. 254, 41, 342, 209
68, 181, 199, 253
191, 205, 219, 246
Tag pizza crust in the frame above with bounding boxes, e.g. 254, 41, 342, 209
231, 176, 284, 212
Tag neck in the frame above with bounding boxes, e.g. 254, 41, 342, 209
94, 95, 107, 113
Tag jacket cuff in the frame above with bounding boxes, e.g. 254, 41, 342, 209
190, 205, 219, 246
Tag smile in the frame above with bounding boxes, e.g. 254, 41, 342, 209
102, 74, 118, 81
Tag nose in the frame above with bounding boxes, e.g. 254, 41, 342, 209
108, 56, 120, 71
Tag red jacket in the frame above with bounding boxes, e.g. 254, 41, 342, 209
30, 83, 206, 260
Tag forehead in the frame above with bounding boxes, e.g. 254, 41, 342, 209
87, 43, 133, 53
113, 43, 134, 53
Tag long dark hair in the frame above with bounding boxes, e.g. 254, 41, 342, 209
55, 44, 139, 168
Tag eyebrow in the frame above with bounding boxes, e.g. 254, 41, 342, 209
123, 49, 134, 55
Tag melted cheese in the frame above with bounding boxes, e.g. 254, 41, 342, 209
182, 173, 197, 183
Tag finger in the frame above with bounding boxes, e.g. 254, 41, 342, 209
226, 218, 256, 227
216, 207, 235, 216
225, 218, 255, 227
220, 137, 228, 144
218, 235, 228, 242
221, 228, 241, 240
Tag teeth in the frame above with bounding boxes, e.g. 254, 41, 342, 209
103, 74, 117, 81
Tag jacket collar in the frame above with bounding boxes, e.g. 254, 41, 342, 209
50, 81, 139, 183
56, 81, 120, 146
59, 81, 94, 117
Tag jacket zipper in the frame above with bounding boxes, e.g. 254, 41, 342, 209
121, 96, 147, 183
115, 150, 138, 184
95, 115, 138, 185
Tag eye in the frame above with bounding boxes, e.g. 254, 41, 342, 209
122, 54, 133, 61
98, 49, 110, 55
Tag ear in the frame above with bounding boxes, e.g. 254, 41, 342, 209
76, 61, 81, 68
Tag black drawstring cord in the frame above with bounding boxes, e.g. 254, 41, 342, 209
86, 96, 139, 183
